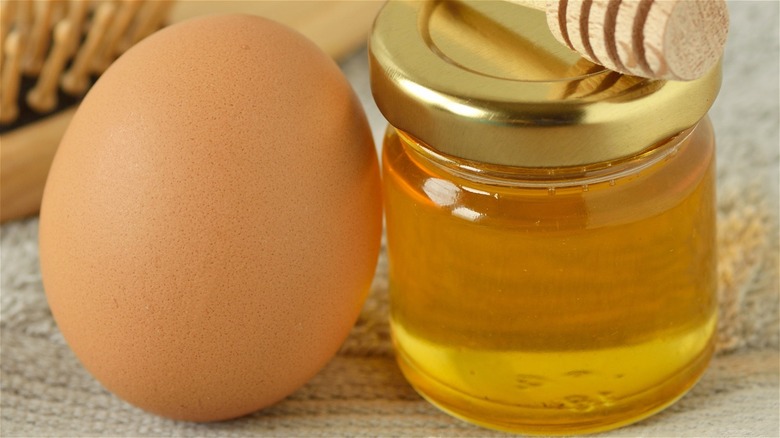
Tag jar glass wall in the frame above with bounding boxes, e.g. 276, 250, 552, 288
382, 118, 717, 435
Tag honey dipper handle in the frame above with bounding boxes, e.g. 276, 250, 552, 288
508, 0, 729, 81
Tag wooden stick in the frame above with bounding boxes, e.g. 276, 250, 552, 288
0, 0, 17, 66
0, 31, 22, 124
61, 2, 115, 95
16, 0, 35, 37
27, 20, 73, 113
23, 0, 56, 75
91, 0, 143, 73
63, 0, 90, 57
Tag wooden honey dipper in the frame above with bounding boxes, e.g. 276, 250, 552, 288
509, 0, 729, 80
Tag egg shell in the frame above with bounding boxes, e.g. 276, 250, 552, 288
39, 14, 382, 422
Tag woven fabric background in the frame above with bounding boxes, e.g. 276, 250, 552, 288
2, 2, 778, 436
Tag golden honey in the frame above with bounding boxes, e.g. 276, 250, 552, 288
369, 1, 720, 434
382, 121, 716, 434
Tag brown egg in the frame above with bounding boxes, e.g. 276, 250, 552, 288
38, 15, 382, 422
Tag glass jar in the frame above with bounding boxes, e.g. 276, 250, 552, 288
370, 1, 720, 435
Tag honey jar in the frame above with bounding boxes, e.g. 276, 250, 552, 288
369, 1, 720, 435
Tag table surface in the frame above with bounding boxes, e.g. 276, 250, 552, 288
1, 1, 778, 436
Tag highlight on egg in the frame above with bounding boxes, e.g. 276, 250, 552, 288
38, 14, 382, 422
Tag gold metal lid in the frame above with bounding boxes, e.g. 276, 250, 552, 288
369, 0, 721, 167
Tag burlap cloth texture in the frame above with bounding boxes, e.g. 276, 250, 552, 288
1, 2, 778, 436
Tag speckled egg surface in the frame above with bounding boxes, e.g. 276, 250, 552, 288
38, 14, 382, 422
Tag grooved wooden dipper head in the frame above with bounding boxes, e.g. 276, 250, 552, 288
511, 0, 729, 80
